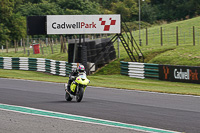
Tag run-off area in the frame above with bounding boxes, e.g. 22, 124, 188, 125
0, 109, 145, 133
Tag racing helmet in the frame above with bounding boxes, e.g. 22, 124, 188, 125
78, 65, 85, 72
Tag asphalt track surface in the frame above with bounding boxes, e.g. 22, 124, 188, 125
0, 78, 200, 133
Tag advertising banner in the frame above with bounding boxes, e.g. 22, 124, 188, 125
47, 15, 121, 34
159, 65, 200, 83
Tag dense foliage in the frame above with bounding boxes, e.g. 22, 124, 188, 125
0, 0, 200, 45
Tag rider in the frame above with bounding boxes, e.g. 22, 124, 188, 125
66, 64, 86, 93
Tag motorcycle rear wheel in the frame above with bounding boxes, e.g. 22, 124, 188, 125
65, 92, 72, 101
76, 87, 84, 102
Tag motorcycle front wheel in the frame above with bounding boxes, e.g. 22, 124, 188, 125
65, 92, 72, 101
76, 87, 84, 102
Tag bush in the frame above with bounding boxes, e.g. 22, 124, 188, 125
122, 21, 151, 32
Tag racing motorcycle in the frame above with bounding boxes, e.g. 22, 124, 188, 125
65, 73, 90, 102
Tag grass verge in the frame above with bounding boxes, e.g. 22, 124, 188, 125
1, 69, 200, 96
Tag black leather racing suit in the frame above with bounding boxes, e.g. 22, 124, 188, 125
67, 69, 79, 93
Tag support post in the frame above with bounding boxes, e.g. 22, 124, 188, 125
118, 37, 120, 58
16, 40, 18, 52
146, 28, 148, 46
161, 27, 163, 46
60, 36, 63, 53
64, 37, 68, 53
50, 38, 54, 54
32, 38, 34, 54
55, 38, 58, 53
73, 36, 77, 63
14, 40, 17, 53
23, 39, 26, 54
82, 34, 88, 74
6, 40, 8, 53
39, 39, 44, 55
176, 26, 179, 46
193, 26, 195, 46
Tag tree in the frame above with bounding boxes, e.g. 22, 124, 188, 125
111, 2, 130, 21
141, 2, 156, 23
0, 0, 27, 45
82, 1, 101, 14
0, 24, 10, 44
16, 1, 64, 16
124, 0, 138, 18
90, 0, 119, 9
56, 0, 101, 15
0, 0, 14, 20
186, 0, 200, 17
8, 13, 26, 40
150, 0, 200, 21
0, 0, 14, 44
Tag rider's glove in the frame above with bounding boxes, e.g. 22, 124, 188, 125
73, 81, 77, 85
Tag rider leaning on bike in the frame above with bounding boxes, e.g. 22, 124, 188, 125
66, 65, 86, 93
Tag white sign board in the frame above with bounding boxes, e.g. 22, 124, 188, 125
47, 15, 121, 34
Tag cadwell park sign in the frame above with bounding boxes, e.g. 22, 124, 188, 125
47, 15, 121, 34
159, 65, 200, 83
27, 14, 121, 35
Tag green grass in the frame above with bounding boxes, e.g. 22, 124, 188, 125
133, 16, 200, 46
0, 44, 68, 61
149, 45, 200, 66
0, 69, 200, 96
0, 69, 67, 83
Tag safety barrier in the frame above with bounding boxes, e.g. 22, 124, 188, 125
0, 57, 78, 76
120, 61, 159, 79
144, 63, 159, 78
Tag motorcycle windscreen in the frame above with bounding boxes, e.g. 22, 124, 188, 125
80, 73, 86, 79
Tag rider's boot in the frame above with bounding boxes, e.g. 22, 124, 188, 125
64, 83, 67, 91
